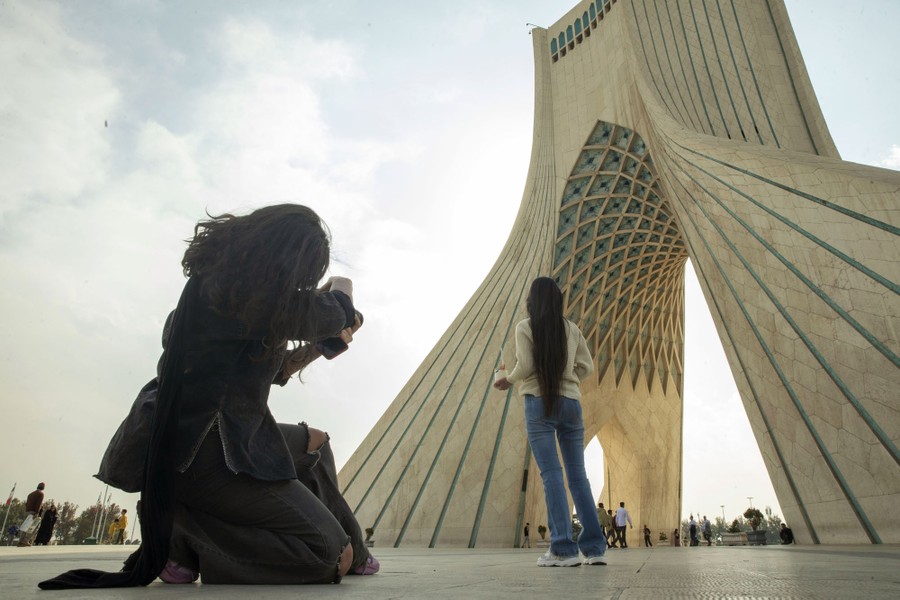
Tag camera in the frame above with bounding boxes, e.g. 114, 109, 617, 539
315, 310, 363, 360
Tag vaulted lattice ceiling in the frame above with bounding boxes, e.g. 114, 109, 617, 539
553, 121, 688, 393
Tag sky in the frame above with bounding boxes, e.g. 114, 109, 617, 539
1, 0, 897, 531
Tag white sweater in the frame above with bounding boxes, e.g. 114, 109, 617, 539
505, 318, 594, 400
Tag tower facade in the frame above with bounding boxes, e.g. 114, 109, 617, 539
340, 0, 900, 546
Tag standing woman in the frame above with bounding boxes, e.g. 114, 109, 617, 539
41, 204, 374, 589
33, 505, 58, 546
494, 277, 607, 567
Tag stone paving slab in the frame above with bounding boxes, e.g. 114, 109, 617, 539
1, 544, 899, 599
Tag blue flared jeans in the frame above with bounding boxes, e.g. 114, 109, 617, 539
525, 395, 606, 558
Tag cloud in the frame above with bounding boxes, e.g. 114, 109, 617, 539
0, 2, 119, 214
0, 9, 419, 511
878, 144, 900, 170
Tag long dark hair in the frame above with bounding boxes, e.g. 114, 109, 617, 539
182, 204, 330, 350
526, 277, 567, 416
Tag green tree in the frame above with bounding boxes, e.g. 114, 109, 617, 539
2, 499, 26, 544
70, 505, 100, 544
53, 501, 80, 545
743, 507, 764, 531
763, 506, 784, 544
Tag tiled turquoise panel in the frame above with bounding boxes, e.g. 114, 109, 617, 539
570, 268, 587, 294
602, 197, 625, 215
594, 236, 611, 256
630, 136, 647, 157
573, 149, 603, 174
624, 156, 639, 175
614, 127, 632, 150
633, 181, 648, 198
613, 233, 630, 249
598, 218, 618, 235
589, 174, 615, 196
586, 280, 602, 305
554, 232, 574, 268
600, 150, 622, 171
580, 198, 604, 219
562, 177, 590, 206
558, 204, 578, 236
553, 267, 569, 288
574, 245, 592, 271
577, 221, 597, 248
588, 122, 613, 146
638, 164, 653, 183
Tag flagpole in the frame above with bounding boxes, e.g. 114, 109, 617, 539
97, 487, 111, 542
90, 491, 102, 539
1, 483, 16, 544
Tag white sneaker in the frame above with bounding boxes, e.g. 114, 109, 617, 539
582, 554, 607, 565
536, 550, 581, 567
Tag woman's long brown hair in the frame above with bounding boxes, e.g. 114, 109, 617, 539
181, 204, 330, 351
526, 277, 567, 416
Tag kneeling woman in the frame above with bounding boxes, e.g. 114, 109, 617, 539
42, 204, 376, 588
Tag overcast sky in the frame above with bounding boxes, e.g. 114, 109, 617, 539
1, 0, 897, 532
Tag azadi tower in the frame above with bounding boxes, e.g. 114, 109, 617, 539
340, 0, 900, 546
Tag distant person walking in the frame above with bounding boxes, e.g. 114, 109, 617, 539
107, 519, 119, 544
494, 277, 607, 567
689, 514, 699, 546
606, 510, 617, 547
701, 516, 712, 546
34, 505, 58, 546
115, 510, 128, 544
523, 522, 531, 548
614, 502, 633, 548
597, 503, 613, 545
672, 528, 680, 547
643, 525, 653, 547
17, 482, 45, 546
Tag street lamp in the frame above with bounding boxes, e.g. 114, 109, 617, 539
747, 497, 754, 509
721, 505, 725, 524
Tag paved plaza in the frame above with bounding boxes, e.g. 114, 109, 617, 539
2, 543, 898, 599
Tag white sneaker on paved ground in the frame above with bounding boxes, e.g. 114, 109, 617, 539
536, 550, 581, 567
582, 554, 607, 565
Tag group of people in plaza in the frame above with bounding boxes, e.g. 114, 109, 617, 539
688, 514, 713, 546
11, 482, 130, 547
13, 483, 53, 547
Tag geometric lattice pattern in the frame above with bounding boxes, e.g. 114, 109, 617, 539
553, 121, 686, 392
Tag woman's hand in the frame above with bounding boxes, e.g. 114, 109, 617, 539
493, 377, 511, 391
281, 343, 323, 379
319, 276, 353, 300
